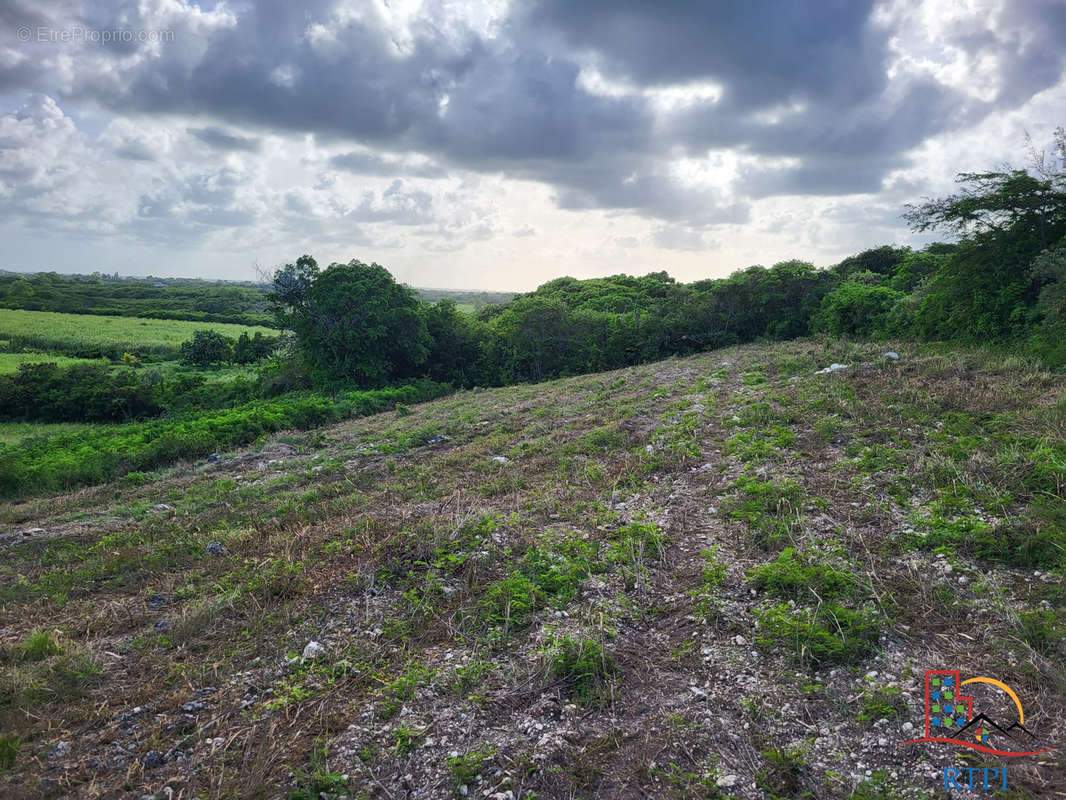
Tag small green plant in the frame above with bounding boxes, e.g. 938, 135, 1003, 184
607, 521, 665, 587
722, 476, 806, 549
478, 572, 539, 636
379, 662, 431, 720
1018, 609, 1065, 659
755, 603, 881, 667
392, 724, 425, 757
447, 747, 495, 793
689, 547, 728, 622
16, 629, 62, 662
756, 745, 811, 800
288, 744, 350, 800
748, 548, 860, 602
547, 636, 617, 707
856, 686, 907, 724
0, 734, 18, 770
395, 402, 411, 417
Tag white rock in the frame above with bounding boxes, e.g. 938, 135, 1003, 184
716, 775, 739, 788
816, 363, 850, 374
492, 456, 509, 464
902, 722, 914, 733
734, 635, 748, 646
884, 352, 900, 360
301, 641, 326, 661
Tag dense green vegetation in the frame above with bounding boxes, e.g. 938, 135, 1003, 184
0, 381, 448, 498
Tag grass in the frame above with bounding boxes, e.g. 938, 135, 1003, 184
0, 338, 1063, 798
0, 352, 108, 374
0, 308, 275, 359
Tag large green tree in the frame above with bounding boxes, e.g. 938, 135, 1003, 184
271, 257, 429, 387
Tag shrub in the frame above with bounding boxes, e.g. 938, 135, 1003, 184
547, 636, 617, 707
755, 603, 881, 666
748, 548, 860, 601
812, 282, 905, 338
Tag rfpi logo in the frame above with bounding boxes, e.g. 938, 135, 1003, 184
899, 669, 1050, 756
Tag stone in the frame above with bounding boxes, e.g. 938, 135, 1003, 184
491, 456, 509, 464
48, 741, 71, 760
716, 775, 739, 788
816, 363, 850, 374
142, 750, 165, 769
207, 452, 220, 463
734, 635, 747, 646
883, 352, 900, 360
302, 640, 327, 661
204, 541, 228, 556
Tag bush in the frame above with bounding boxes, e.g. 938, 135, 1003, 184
812, 282, 905, 338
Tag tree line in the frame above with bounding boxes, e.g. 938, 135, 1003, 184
272, 128, 1065, 388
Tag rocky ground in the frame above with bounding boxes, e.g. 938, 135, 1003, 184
0, 338, 1063, 799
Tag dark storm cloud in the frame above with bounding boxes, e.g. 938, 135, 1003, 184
3, 0, 1066, 223
520, 0, 888, 107
188, 127, 262, 152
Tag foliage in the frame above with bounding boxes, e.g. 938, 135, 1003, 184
180, 329, 234, 366
812, 282, 905, 338
755, 603, 881, 666
0, 380, 450, 498
271, 256, 430, 387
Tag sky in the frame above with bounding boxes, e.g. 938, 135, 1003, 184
1, 1, 1064, 291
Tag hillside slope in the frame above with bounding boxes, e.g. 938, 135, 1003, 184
1, 339, 1064, 799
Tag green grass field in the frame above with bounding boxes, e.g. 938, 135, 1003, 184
0, 421, 104, 445
0, 352, 109, 374
0, 309, 276, 358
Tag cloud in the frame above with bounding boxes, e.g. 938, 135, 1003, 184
188, 126, 261, 152
0, 0, 1064, 284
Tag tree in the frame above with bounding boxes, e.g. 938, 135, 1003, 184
180, 330, 234, 367
904, 127, 1066, 341
271, 258, 429, 387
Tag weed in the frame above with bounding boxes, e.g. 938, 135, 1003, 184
379, 662, 431, 720
748, 548, 861, 602
607, 521, 666, 587
447, 748, 495, 793
1018, 609, 1066, 660
722, 475, 806, 549
856, 686, 907, 724
392, 724, 425, 757
755, 603, 881, 667
756, 745, 811, 800
15, 629, 62, 663
547, 635, 617, 707
0, 734, 18, 770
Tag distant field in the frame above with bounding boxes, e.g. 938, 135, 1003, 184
0, 309, 277, 358
0, 421, 104, 445
0, 352, 109, 374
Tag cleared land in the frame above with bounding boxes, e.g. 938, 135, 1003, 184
0, 309, 276, 357
0, 339, 1063, 799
